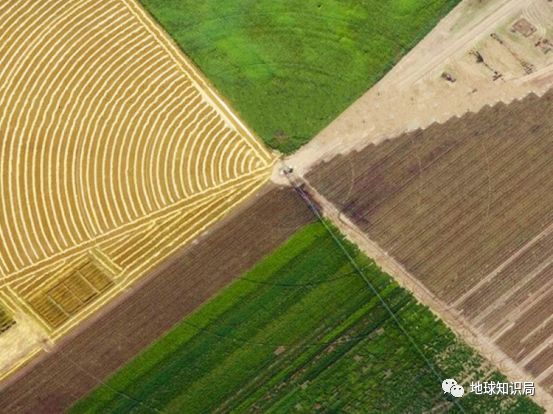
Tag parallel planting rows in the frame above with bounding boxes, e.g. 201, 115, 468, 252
72, 223, 540, 413
308, 91, 553, 394
0, 186, 314, 413
2, 1, 537, 412
0, 0, 273, 339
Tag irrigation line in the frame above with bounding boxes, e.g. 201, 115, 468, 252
287, 173, 466, 413
54, 174, 462, 413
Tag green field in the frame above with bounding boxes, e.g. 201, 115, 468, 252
140, 0, 460, 153
72, 223, 541, 413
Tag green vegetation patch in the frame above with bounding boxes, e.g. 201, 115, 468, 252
72, 223, 541, 413
140, 0, 460, 153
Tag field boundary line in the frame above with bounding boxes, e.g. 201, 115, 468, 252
121, 0, 274, 163
284, 171, 467, 413
0, 0, 276, 284
4, 172, 268, 340
295, 173, 553, 411
50, 173, 269, 340
0, 289, 19, 315
0, 0, 279, 386
0, 348, 42, 384
56, 347, 163, 413
6, 287, 54, 334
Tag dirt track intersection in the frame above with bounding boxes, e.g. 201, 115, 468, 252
286, 0, 553, 177
1, 0, 553, 411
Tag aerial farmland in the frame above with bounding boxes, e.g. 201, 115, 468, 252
0, 0, 274, 377
308, 87, 553, 409
1, 0, 553, 413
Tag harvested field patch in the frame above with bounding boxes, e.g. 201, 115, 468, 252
308, 90, 553, 395
0, 307, 15, 335
0, 185, 312, 414
72, 222, 540, 413
140, 0, 460, 153
0, 0, 274, 347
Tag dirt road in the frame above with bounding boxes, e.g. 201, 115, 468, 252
286, 0, 553, 177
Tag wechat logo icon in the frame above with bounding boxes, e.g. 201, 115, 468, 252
442, 378, 465, 398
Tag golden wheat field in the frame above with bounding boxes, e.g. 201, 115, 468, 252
0, 0, 275, 342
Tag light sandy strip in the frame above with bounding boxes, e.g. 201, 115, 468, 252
454, 220, 553, 308
0, 348, 42, 384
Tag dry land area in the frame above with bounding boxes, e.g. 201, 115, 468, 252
0, 185, 313, 413
289, 0, 553, 176
3, 0, 552, 411
307, 90, 553, 403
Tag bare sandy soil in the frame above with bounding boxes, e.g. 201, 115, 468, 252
0, 314, 46, 381
284, 0, 553, 178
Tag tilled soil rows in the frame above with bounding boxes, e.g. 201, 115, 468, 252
0, 185, 313, 414
308, 90, 553, 392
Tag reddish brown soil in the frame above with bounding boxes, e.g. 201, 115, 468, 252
0, 184, 313, 414
307, 90, 553, 391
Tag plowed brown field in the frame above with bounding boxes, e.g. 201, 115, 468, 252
0, 185, 313, 414
308, 90, 553, 393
